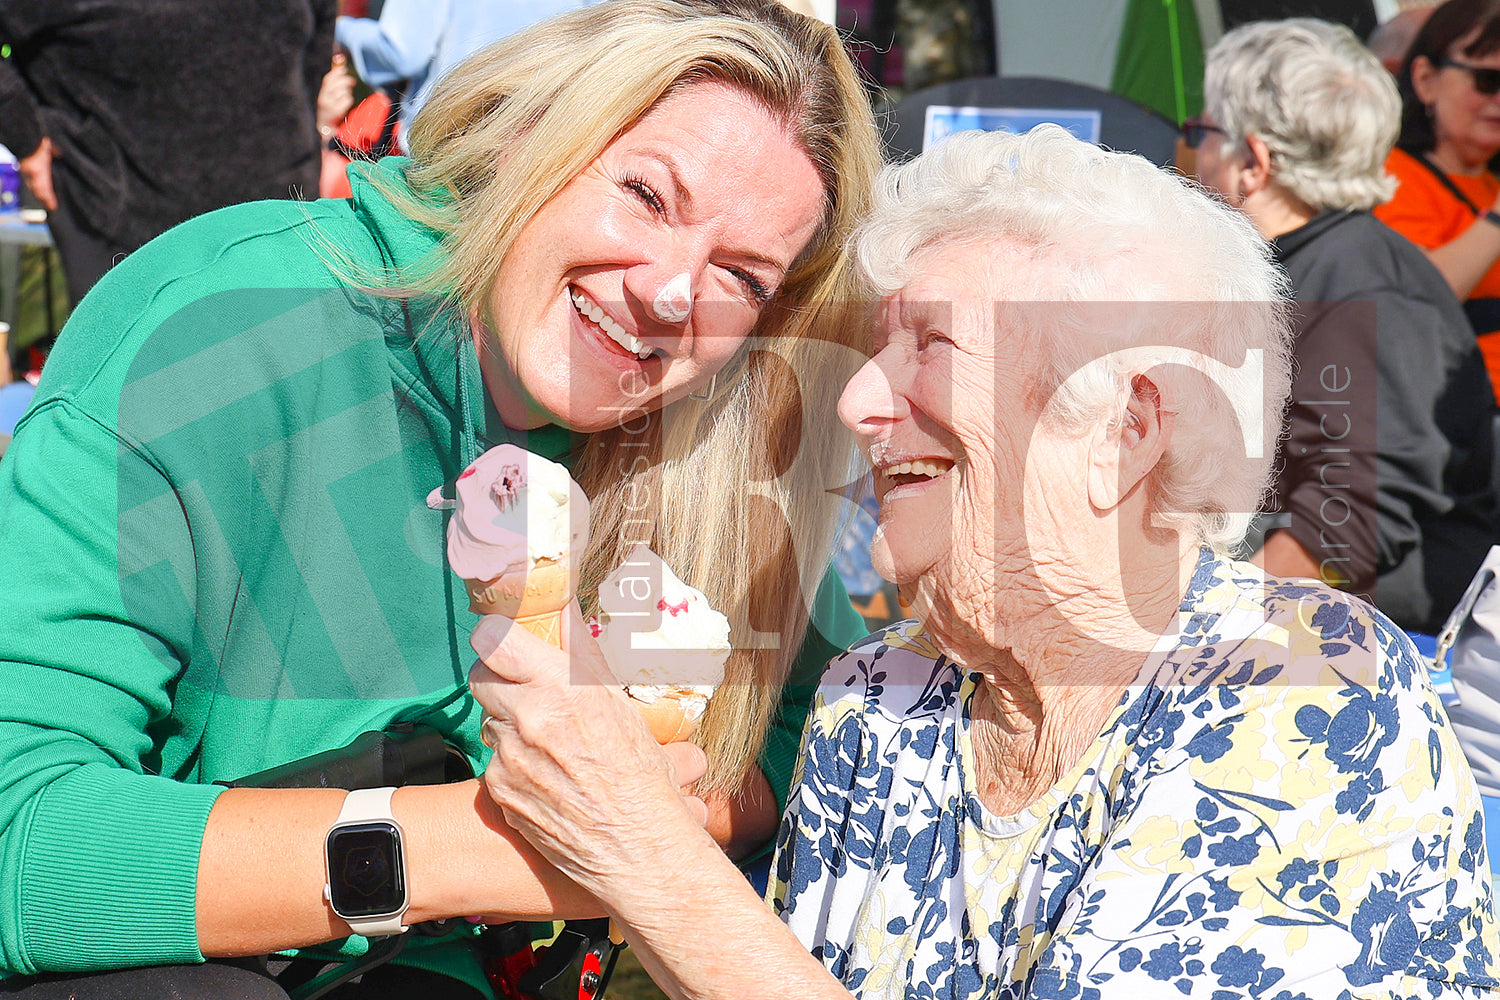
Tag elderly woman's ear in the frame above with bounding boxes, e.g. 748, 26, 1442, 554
1217, 134, 1275, 207
1239, 135, 1274, 194
1086, 372, 1174, 511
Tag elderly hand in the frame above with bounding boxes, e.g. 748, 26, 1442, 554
468, 607, 712, 897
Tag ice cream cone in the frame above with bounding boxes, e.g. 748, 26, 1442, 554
447, 444, 589, 653
464, 559, 573, 648
590, 543, 730, 745
631, 691, 707, 744
512, 609, 565, 646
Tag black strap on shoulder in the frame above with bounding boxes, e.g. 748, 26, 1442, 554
370, 83, 407, 159
1415, 152, 1485, 216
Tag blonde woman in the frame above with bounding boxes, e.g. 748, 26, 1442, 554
0, 0, 880, 996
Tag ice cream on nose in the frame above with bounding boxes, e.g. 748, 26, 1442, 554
653, 272, 693, 324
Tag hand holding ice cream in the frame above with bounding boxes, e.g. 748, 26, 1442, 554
448, 450, 728, 744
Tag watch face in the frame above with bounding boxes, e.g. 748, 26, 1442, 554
327, 822, 406, 918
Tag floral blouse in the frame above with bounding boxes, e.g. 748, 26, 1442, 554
769, 551, 1500, 998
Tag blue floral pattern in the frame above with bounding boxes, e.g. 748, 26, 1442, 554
769, 551, 1500, 998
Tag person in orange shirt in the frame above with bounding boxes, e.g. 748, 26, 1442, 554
1375, 0, 1500, 401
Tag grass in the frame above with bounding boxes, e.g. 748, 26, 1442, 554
607, 947, 668, 1000
10, 245, 68, 372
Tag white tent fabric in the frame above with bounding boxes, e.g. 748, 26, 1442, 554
991, 0, 1222, 89
992, 0, 1130, 89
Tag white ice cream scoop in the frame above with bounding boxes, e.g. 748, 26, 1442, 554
652, 272, 693, 324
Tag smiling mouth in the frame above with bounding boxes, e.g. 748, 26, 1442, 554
879, 458, 954, 488
569, 287, 661, 360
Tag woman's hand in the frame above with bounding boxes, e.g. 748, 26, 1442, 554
316, 54, 356, 139
468, 610, 851, 1000
18, 137, 57, 212
468, 607, 711, 902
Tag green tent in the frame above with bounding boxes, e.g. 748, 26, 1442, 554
1111, 0, 1207, 122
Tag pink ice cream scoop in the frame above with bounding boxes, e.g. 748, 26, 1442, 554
446, 444, 589, 583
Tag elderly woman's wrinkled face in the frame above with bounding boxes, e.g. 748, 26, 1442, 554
838, 241, 1093, 639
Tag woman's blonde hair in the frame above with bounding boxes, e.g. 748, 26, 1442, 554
394, 0, 880, 793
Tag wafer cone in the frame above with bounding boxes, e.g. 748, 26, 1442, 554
464, 559, 573, 647
631, 692, 707, 744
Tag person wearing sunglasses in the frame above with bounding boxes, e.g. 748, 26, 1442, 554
1177, 115, 1225, 150
1375, 0, 1500, 400
1195, 17, 1499, 642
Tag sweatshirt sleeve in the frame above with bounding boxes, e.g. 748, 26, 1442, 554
0, 399, 223, 976
1368, 286, 1461, 561
1279, 287, 1459, 594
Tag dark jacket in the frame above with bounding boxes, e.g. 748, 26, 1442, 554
1271, 209, 1499, 632
0, 0, 334, 251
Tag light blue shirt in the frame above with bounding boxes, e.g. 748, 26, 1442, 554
335, 0, 596, 151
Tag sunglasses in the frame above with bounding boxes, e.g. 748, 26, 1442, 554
1179, 117, 1228, 150
1437, 56, 1500, 96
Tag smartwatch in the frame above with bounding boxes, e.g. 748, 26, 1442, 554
323, 787, 410, 937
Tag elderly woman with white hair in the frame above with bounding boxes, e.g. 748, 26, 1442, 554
1191, 17, 1499, 636
467, 126, 1499, 998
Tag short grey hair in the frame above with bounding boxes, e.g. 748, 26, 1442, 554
854, 125, 1294, 549
1204, 17, 1399, 211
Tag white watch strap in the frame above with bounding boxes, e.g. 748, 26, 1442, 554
337, 786, 398, 823
327, 787, 409, 937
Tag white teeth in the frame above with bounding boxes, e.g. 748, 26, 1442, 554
882, 459, 952, 479
571, 290, 655, 359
